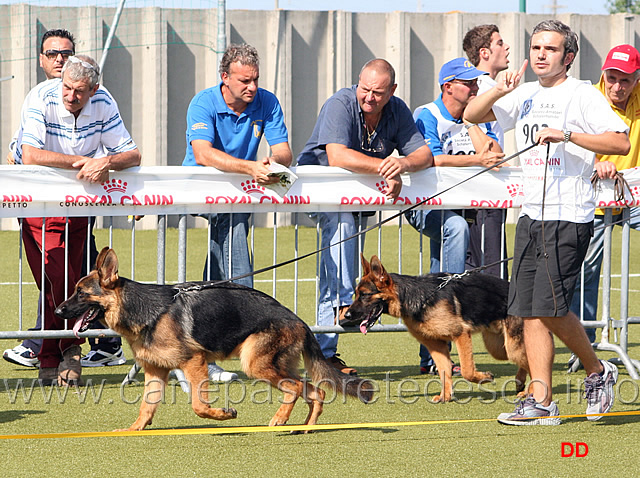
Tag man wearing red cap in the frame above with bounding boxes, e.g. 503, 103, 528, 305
569, 44, 640, 348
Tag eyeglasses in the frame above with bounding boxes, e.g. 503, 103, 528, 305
67, 55, 97, 71
42, 49, 74, 60
361, 126, 385, 153
451, 78, 478, 88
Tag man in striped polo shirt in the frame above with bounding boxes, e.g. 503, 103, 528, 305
16, 54, 141, 386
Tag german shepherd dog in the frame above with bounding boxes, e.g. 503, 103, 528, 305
55, 248, 373, 431
342, 255, 528, 403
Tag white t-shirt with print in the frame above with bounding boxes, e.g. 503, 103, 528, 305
493, 76, 629, 223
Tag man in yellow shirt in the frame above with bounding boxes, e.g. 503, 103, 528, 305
570, 44, 640, 347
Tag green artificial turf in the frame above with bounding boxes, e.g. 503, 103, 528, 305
0, 224, 639, 477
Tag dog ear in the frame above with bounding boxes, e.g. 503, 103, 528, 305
361, 254, 371, 275
94, 247, 111, 271
98, 248, 120, 288
370, 255, 391, 287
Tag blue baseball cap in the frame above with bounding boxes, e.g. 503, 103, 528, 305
438, 57, 488, 86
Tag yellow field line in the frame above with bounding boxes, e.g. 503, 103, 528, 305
1, 410, 638, 440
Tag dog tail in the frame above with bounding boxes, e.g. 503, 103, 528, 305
302, 325, 374, 404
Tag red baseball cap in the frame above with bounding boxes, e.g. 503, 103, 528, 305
602, 44, 640, 73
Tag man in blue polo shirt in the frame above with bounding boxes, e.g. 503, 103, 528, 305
183, 43, 292, 381
297, 58, 433, 375
409, 57, 505, 376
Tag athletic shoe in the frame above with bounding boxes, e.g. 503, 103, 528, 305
566, 353, 584, 372
81, 347, 127, 367
3, 344, 40, 367
419, 362, 462, 377
497, 395, 561, 426
208, 363, 238, 382
584, 359, 618, 421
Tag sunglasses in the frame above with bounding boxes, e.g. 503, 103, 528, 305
66, 55, 97, 71
42, 49, 74, 60
451, 78, 478, 88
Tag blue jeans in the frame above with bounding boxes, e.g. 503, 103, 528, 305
310, 212, 366, 358
405, 209, 469, 368
570, 209, 640, 342
202, 213, 253, 288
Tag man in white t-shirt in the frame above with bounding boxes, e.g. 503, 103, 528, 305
465, 20, 629, 425
17, 55, 141, 386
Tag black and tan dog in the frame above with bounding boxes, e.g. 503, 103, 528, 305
342, 255, 528, 402
55, 248, 373, 431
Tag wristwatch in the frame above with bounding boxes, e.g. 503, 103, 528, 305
464, 123, 478, 130
563, 130, 572, 143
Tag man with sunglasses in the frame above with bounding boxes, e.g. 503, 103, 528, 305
13, 54, 140, 386
407, 57, 505, 376
4, 30, 128, 374
297, 58, 432, 375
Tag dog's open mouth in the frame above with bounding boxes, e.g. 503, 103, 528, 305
358, 305, 383, 335
72, 308, 100, 338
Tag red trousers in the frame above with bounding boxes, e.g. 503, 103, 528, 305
21, 217, 88, 368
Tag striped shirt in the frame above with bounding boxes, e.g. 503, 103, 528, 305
16, 79, 136, 163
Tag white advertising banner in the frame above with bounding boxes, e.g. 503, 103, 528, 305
0, 165, 638, 218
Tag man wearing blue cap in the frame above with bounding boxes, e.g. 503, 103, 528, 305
407, 57, 505, 376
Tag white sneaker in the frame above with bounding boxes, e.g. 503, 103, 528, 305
81, 347, 127, 367
3, 344, 40, 367
169, 364, 237, 393
208, 363, 238, 382
585, 359, 618, 421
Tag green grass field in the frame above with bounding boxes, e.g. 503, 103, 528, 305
1, 225, 639, 477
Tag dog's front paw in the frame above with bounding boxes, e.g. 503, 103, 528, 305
481, 371, 495, 382
431, 394, 454, 403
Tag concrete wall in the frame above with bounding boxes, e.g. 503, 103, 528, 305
0, 7, 637, 228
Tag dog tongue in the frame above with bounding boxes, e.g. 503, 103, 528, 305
359, 320, 368, 335
72, 313, 88, 339
72, 319, 83, 339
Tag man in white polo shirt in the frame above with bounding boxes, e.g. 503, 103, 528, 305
16, 54, 141, 386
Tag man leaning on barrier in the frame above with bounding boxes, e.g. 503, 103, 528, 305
465, 19, 629, 425
182, 43, 293, 382
297, 58, 433, 376
409, 57, 505, 377
568, 44, 640, 353
3, 29, 128, 372
15, 54, 141, 386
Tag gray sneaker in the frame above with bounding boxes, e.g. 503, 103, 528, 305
497, 395, 561, 426
584, 359, 618, 421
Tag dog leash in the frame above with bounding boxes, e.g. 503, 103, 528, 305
173, 142, 539, 296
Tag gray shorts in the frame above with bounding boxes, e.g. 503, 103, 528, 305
507, 215, 593, 318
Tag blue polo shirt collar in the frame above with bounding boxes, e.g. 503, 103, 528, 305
434, 94, 462, 123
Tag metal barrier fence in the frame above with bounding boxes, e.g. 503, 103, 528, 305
1, 166, 639, 379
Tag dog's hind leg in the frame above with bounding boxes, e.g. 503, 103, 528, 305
115, 363, 170, 431
455, 331, 494, 384
181, 354, 238, 421
297, 382, 326, 433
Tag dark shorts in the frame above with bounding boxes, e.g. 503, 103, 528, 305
507, 215, 593, 318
